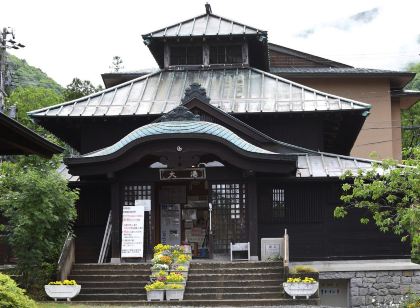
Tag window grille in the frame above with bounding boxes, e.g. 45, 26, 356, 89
272, 188, 285, 220
123, 185, 152, 205
210, 183, 247, 252
210, 45, 242, 64
170, 46, 203, 65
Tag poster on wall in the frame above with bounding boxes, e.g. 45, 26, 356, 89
121, 205, 144, 258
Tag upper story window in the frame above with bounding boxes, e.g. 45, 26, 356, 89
210, 45, 243, 64
170, 46, 203, 65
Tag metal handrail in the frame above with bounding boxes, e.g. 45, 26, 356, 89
98, 210, 112, 263
283, 229, 289, 274
57, 232, 75, 280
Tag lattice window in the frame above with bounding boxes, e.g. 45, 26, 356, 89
272, 188, 285, 220
210, 183, 247, 253
210, 45, 242, 64
123, 185, 152, 205
170, 46, 203, 65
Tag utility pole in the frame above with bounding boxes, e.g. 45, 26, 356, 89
0, 27, 25, 113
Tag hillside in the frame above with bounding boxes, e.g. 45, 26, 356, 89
7, 54, 63, 94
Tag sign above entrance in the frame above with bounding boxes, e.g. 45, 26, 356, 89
160, 168, 206, 181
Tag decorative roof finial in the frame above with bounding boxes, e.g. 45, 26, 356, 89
181, 83, 210, 104
205, 3, 212, 14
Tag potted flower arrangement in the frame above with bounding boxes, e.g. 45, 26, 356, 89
152, 254, 172, 266
283, 277, 319, 299
165, 272, 186, 286
173, 254, 191, 269
170, 265, 188, 279
151, 264, 169, 275
145, 281, 166, 301
150, 270, 168, 282
45, 280, 81, 302
165, 283, 185, 301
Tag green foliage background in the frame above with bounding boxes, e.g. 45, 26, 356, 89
7, 55, 63, 95
0, 156, 78, 297
402, 62, 420, 151
0, 273, 36, 308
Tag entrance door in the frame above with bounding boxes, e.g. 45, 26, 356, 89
157, 181, 211, 258
210, 183, 247, 253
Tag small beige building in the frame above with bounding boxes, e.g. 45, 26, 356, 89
268, 43, 420, 160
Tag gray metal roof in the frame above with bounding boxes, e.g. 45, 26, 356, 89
84, 120, 276, 158
29, 68, 371, 118
142, 13, 264, 39
57, 163, 79, 182
270, 67, 414, 76
296, 153, 377, 177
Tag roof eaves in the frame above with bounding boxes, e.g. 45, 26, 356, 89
28, 70, 163, 117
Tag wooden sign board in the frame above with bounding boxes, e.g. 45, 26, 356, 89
160, 168, 206, 181
121, 206, 144, 258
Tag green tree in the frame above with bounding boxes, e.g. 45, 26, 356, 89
0, 155, 79, 296
63, 77, 102, 101
335, 148, 420, 263
6, 86, 63, 132
402, 62, 420, 152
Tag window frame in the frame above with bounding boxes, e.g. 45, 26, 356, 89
169, 44, 204, 66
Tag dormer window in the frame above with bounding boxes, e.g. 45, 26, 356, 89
210, 45, 243, 64
170, 46, 203, 65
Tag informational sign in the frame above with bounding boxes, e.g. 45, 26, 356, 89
121, 206, 144, 258
260, 238, 283, 261
160, 168, 206, 181
135, 199, 151, 212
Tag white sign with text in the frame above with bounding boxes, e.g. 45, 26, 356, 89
121, 206, 144, 258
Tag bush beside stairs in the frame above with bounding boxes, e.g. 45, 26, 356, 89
69, 261, 320, 306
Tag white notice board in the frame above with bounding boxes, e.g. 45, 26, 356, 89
121, 206, 144, 258
135, 199, 151, 211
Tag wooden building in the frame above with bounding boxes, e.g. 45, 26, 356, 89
29, 6, 416, 263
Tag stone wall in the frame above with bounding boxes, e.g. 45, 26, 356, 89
320, 270, 420, 308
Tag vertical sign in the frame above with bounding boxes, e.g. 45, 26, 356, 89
121, 205, 144, 258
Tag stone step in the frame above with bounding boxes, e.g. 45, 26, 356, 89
189, 267, 283, 274
189, 261, 283, 269
74, 293, 147, 301
77, 281, 148, 288
184, 291, 283, 300
187, 273, 282, 281
72, 298, 320, 306
185, 286, 283, 294
186, 279, 282, 287
80, 287, 146, 295
72, 263, 151, 270
69, 274, 149, 282
71, 269, 151, 276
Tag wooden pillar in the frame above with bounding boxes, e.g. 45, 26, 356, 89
247, 177, 258, 260
110, 180, 121, 263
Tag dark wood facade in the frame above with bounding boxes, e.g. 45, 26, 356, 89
27, 6, 413, 264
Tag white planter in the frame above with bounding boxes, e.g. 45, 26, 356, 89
283, 282, 319, 299
166, 288, 185, 301
44, 285, 81, 301
146, 289, 165, 301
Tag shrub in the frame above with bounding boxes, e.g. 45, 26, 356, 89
0, 273, 36, 308
290, 265, 318, 274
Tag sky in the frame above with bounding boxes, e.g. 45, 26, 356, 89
3, 0, 420, 87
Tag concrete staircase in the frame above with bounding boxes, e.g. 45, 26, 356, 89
68, 261, 320, 306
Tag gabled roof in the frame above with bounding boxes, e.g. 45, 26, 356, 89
29, 67, 371, 118
142, 13, 266, 40
0, 112, 63, 158
268, 43, 351, 68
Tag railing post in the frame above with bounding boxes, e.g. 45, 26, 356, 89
283, 229, 289, 276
